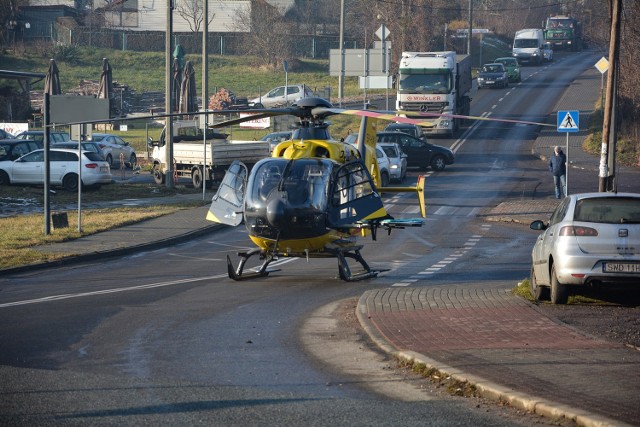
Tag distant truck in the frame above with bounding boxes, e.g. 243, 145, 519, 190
512, 28, 545, 65
543, 15, 582, 51
148, 120, 270, 189
396, 51, 473, 136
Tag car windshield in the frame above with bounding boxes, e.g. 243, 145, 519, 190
482, 65, 501, 73
381, 146, 398, 158
514, 39, 539, 48
573, 198, 640, 224
398, 73, 452, 94
497, 59, 516, 67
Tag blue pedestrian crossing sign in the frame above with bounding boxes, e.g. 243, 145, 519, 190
557, 110, 579, 132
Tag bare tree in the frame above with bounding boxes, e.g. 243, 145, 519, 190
234, 0, 293, 70
175, 0, 216, 33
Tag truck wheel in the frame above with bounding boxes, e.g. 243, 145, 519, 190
192, 168, 203, 189
153, 164, 165, 185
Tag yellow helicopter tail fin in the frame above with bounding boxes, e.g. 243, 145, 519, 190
356, 116, 383, 187
416, 174, 426, 218
377, 174, 427, 218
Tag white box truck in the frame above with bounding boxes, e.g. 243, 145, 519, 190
512, 28, 545, 66
396, 51, 473, 136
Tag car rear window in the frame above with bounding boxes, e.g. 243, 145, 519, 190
84, 152, 105, 162
574, 197, 640, 224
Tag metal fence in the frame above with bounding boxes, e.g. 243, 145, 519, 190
40, 25, 349, 59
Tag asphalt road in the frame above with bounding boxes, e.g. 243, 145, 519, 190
1, 51, 636, 426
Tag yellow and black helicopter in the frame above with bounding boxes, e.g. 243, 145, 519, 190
205, 97, 436, 281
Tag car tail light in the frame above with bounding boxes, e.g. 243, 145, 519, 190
559, 226, 598, 237
85, 163, 98, 169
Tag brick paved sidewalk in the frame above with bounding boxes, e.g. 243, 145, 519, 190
358, 286, 640, 427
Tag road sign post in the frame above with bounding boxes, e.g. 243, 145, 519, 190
557, 110, 579, 196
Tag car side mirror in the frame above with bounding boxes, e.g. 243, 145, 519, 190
147, 136, 159, 148
530, 220, 548, 231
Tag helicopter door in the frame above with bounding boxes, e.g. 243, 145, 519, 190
206, 160, 247, 226
328, 161, 388, 227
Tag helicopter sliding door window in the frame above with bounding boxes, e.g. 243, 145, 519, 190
329, 161, 385, 227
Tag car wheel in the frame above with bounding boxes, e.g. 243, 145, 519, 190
128, 153, 137, 168
430, 155, 446, 171
105, 154, 113, 167
381, 172, 389, 188
63, 173, 79, 191
550, 264, 569, 304
401, 166, 407, 181
0, 170, 9, 185
192, 168, 203, 189
530, 266, 549, 301
153, 164, 165, 185
254, 103, 264, 109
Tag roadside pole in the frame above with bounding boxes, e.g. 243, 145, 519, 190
557, 110, 579, 196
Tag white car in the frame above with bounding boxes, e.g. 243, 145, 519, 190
543, 42, 554, 62
249, 84, 314, 108
90, 133, 137, 168
378, 142, 407, 182
530, 192, 640, 304
375, 146, 391, 187
0, 148, 112, 191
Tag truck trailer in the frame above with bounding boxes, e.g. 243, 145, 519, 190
396, 51, 473, 136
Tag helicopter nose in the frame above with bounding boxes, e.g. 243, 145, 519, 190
266, 196, 286, 227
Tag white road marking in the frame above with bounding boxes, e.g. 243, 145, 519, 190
0, 274, 226, 308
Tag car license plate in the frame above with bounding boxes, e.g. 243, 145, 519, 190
603, 262, 640, 273
100, 166, 108, 172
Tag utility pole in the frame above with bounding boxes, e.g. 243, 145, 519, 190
338, 0, 345, 106
598, 0, 621, 192
467, 0, 473, 56
165, 0, 174, 188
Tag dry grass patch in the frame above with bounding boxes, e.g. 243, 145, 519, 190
0, 205, 188, 270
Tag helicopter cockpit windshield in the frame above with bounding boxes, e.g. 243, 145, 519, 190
247, 158, 332, 211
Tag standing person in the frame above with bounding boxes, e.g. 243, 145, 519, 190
549, 146, 567, 199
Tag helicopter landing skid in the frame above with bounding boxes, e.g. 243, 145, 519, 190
227, 248, 278, 281
332, 246, 388, 282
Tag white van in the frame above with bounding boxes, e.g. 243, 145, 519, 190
512, 28, 545, 66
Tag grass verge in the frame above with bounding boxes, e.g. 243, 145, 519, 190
0, 203, 202, 271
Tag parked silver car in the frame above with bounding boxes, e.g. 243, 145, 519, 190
90, 133, 137, 168
249, 84, 314, 108
530, 193, 640, 304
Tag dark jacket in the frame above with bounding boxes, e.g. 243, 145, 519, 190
549, 150, 566, 176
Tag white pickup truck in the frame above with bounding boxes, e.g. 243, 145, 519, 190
148, 120, 270, 189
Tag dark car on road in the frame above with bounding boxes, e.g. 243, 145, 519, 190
376, 131, 454, 171
0, 139, 42, 162
384, 123, 426, 140
477, 63, 509, 89
15, 130, 70, 143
